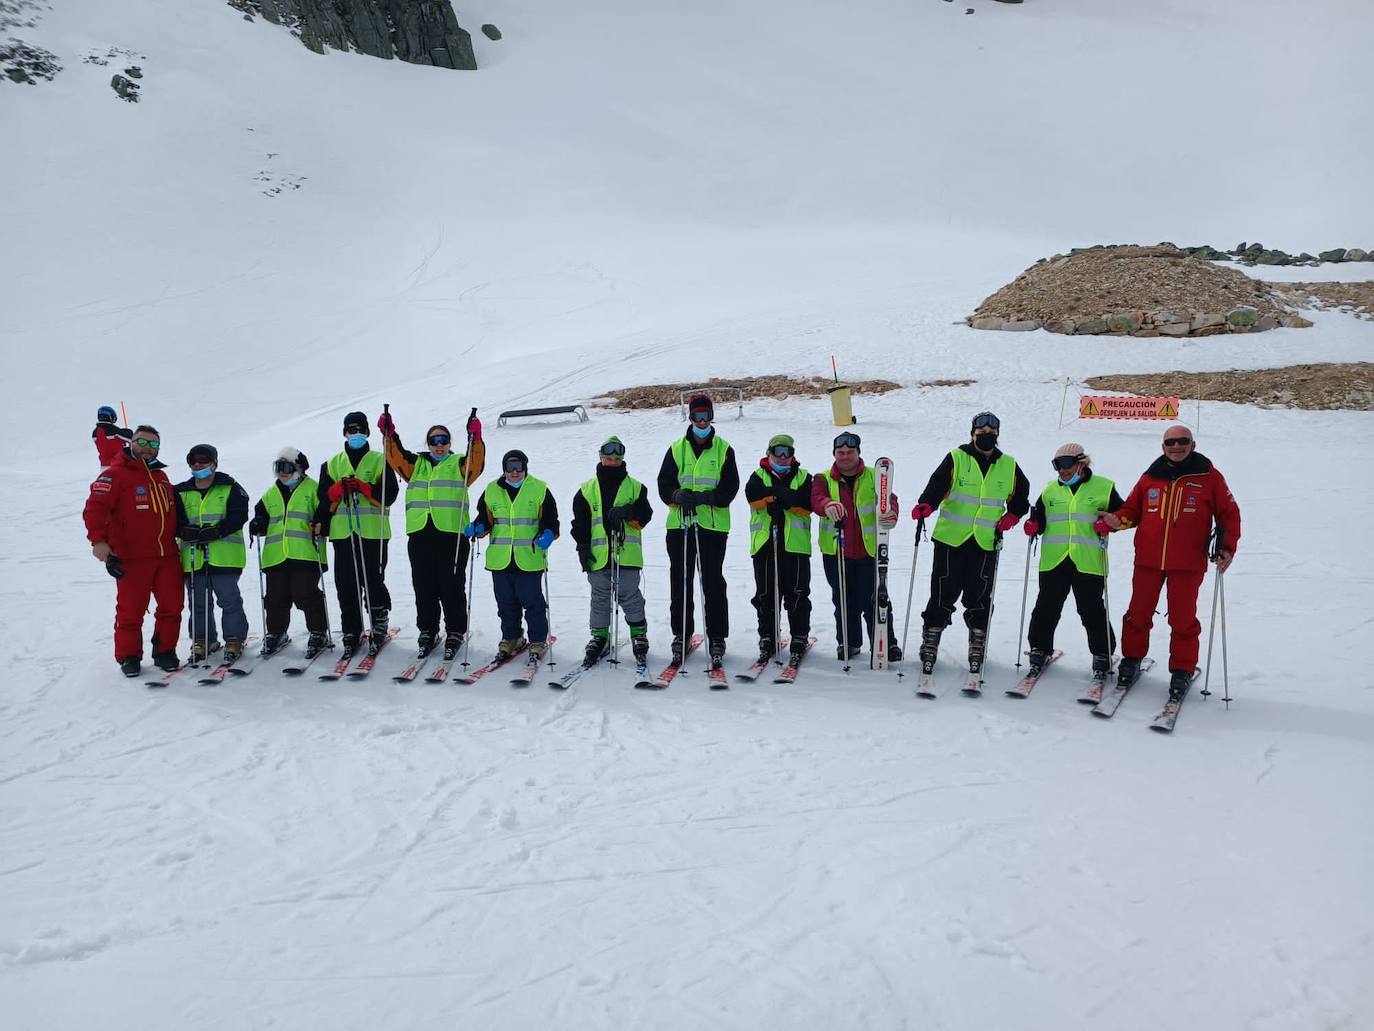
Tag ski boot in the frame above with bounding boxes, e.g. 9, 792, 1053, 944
305, 632, 329, 659
152, 650, 180, 672
788, 635, 809, 668
528, 640, 548, 661
416, 630, 436, 656
629, 622, 649, 666
1167, 669, 1193, 703
442, 633, 464, 662
496, 637, 527, 664
755, 636, 775, 667
837, 642, 862, 660
1090, 653, 1111, 685
967, 628, 987, 675
1028, 648, 1049, 675
224, 637, 244, 662
708, 637, 726, 670
919, 626, 942, 675
191, 640, 221, 664
340, 633, 360, 660
1116, 656, 1142, 688
583, 633, 610, 667
119, 656, 141, 678
670, 635, 685, 667
370, 608, 390, 638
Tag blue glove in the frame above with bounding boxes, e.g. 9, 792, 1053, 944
463, 521, 486, 539
97, 406, 118, 424
534, 528, 554, 550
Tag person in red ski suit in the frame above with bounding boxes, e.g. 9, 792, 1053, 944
1102, 425, 1241, 697
93, 405, 132, 465
83, 425, 184, 676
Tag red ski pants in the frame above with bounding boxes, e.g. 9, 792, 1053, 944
113, 555, 184, 660
1121, 565, 1205, 672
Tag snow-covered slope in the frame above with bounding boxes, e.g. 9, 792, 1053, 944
3, 1, 1373, 1028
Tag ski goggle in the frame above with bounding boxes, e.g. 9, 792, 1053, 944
1052, 455, 1084, 470
273, 459, 297, 474
503, 458, 527, 473
1163, 436, 1192, 447
689, 411, 712, 425
832, 432, 861, 450
427, 434, 450, 446
188, 455, 215, 467
769, 444, 795, 459
343, 425, 367, 436
971, 412, 1000, 431
134, 437, 161, 450
599, 441, 626, 457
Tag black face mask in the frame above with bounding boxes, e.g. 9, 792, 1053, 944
974, 434, 998, 453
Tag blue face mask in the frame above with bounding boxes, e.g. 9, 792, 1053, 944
691, 425, 711, 439
770, 460, 791, 475
1061, 472, 1081, 487
346, 433, 367, 449
192, 467, 214, 481
283, 475, 301, 488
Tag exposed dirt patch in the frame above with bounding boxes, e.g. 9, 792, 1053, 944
1275, 281, 1374, 321
595, 375, 903, 410
1086, 363, 1374, 411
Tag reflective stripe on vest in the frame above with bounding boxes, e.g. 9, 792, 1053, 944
483, 477, 550, 572
579, 475, 645, 570
261, 478, 327, 568
326, 450, 390, 541
179, 483, 247, 571
816, 468, 876, 557
404, 453, 470, 535
1039, 475, 1113, 575
932, 449, 1015, 551
748, 467, 812, 557
665, 435, 732, 532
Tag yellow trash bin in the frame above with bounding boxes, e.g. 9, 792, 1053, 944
828, 383, 856, 427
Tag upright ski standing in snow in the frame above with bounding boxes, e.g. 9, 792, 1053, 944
872, 457, 895, 672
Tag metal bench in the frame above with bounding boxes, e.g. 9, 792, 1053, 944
496, 404, 589, 428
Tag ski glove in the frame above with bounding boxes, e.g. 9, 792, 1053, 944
910, 502, 933, 521
180, 527, 205, 545
534, 529, 555, 550
671, 489, 700, 512
466, 414, 482, 440
1215, 549, 1234, 573
105, 554, 125, 580
823, 500, 845, 522
1023, 520, 1041, 537
1091, 518, 1111, 537
97, 405, 118, 424
376, 412, 395, 436
463, 521, 486, 539
878, 511, 898, 530
577, 547, 592, 573
199, 524, 225, 542
607, 504, 634, 530
995, 513, 1020, 533
248, 516, 268, 537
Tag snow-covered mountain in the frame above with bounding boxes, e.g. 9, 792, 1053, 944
3, 1, 1372, 1028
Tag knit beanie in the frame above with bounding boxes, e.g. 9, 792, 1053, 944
343, 411, 369, 435
1055, 442, 1089, 466
767, 433, 795, 451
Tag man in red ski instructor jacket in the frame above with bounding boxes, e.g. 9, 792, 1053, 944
1102, 425, 1241, 701
83, 424, 184, 677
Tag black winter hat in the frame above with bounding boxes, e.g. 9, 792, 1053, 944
186, 443, 218, 465
343, 411, 369, 434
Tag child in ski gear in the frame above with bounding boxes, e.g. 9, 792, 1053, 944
82, 425, 183, 675
1023, 443, 1123, 679
248, 447, 331, 657
313, 412, 399, 654
570, 436, 653, 666
912, 412, 1030, 672
657, 394, 740, 665
92, 405, 132, 465
1102, 425, 1241, 698
744, 433, 814, 666
174, 444, 251, 662
382, 412, 485, 658
468, 449, 559, 661
810, 432, 900, 661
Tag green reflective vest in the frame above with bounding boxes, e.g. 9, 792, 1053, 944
179, 483, 246, 572
484, 477, 550, 572
816, 467, 876, 557
1039, 475, 1114, 575
749, 467, 812, 557
405, 452, 470, 535
932, 449, 1015, 552
665, 434, 731, 532
326, 450, 390, 541
260, 478, 327, 569
579, 475, 645, 570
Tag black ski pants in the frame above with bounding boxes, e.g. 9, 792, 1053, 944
666, 526, 729, 640
265, 559, 329, 637
408, 524, 470, 638
751, 547, 811, 642
332, 536, 391, 638
1027, 556, 1116, 658
922, 537, 998, 634
822, 553, 896, 653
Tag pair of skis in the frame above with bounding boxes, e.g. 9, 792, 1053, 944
144, 635, 262, 688
1012, 653, 1198, 731
447, 637, 557, 687
316, 627, 401, 681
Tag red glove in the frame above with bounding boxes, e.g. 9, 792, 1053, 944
1092, 518, 1111, 537
466, 414, 482, 440
377, 413, 395, 436
911, 502, 933, 520
340, 476, 360, 493
1023, 520, 1040, 537
996, 513, 1020, 533
327, 481, 345, 503
353, 480, 375, 502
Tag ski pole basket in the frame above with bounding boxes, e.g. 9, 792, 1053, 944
496, 404, 589, 428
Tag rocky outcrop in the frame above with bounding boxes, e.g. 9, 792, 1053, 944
231, 0, 477, 70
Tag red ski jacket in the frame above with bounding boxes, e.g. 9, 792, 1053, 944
83, 448, 179, 560
1111, 452, 1241, 572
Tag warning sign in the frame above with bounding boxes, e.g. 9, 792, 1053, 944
1080, 395, 1181, 420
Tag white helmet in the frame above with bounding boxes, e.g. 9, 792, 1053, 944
274, 446, 308, 473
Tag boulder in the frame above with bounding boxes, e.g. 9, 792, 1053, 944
1318, 248, 1347, 262
1255, 315, 1279, 331
1075, 319, 1110, 335
1347, 248, 1369, 262
1256, 250, 1292, 265
1001, 319, 1043, 332
1190, 313, 1225, 330
110, 73, 139, 101
1158, 324, 1191, 337
1106, 312, 1142, 334
1226, 305, 1259, 327
1044, 319, 1076, 335
1131, 329, 1161, 338
481, 23, 501, 40
970, 317, 1004, 331
1192, 325, 1228, 337
1278, 314, 1314, 328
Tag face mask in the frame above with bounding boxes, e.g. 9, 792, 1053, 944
192, 467, 214, 480
974, 434, 997, 453
283, 475, 301, 489
691, 425, 711, 439
346, 433, 367, 449
770, 460, 791, 475
1061, 472, 1081, 487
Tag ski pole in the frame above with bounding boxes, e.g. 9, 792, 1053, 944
1218, 566, 1231, 706
200, 542, 212, 663
462, 537, 478, 669
1013, 534, 1035, 669
253, 534, 268, 652
678, 514, 692, 674
899, 518, 926, 674
543, 567, 555, 669
609, 531, 623, 665
314, 532, 334, 646
771, 524, 782, 662
836, 521, 850, 673
692, 519, 708, 668
981, 533, 1004, 680
1100, 533, 1115, 664
345, 493, 372, 641
1202, 528, 1228, 703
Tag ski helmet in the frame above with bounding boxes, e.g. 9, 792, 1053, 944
186, 443, 218, 466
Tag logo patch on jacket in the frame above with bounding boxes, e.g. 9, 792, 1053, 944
91, 481, 111, 494
1147, 488, 1160, 501
135, 486, 147, 496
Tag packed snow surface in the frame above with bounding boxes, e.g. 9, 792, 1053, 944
3, 0, 1372, 1028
